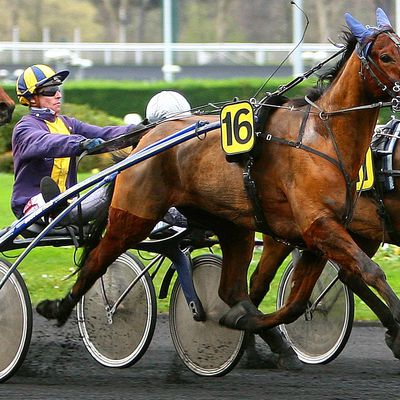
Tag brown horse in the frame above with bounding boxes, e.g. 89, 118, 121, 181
249, 120, 400, 361
0, 85, 14, 125
37, 9, 400, 360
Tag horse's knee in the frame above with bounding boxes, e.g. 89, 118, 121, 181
351, 252, 387, 285
360, 257, 387, 286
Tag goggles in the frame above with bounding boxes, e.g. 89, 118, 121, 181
37, 86, 60, 97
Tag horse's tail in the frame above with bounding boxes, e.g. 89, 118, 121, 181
76, 180, 116, 270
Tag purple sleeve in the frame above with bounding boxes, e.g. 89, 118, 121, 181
13, 116, 134, 160
63, 116, 133, 141
12, 118, 86, 160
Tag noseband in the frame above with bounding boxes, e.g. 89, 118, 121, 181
358, 31, 400, 102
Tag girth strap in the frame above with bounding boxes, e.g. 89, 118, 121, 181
242, 155, 295, 246
242, 156, 269, 233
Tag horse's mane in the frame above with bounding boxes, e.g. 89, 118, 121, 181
257, 30, 358, 120
290, 30, 358, 108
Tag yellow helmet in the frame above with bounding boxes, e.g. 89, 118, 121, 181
16, 64, 69, 106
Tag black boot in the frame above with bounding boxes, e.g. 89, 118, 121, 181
36, 293, 77, 327
40, 177, 69, 220
40, 176, 61, 202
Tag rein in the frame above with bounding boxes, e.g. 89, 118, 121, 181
303, 95, 395, 118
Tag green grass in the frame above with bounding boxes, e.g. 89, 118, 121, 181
1, 172, 400, 320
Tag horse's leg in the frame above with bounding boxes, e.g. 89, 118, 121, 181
221, 245, 326, 332
249, 235, 293, 307
245, 236, 302, 370
36, 207, 157, 326
244, 217, 400, 332
303, 217, 400, 322
214, 223, 254, 307
344, 234, 400, 358
215, 224, 315, 370
338, 268, 400, 359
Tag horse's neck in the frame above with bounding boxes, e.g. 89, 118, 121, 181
316, 53, 380, 178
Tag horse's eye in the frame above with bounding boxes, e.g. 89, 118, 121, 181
380, 54, 393, 63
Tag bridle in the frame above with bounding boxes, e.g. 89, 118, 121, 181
357, 30, 400, 101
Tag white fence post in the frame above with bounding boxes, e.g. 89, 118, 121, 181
12, 26, 20, 64
163, 0, 174, 82
292, 0, 304, 77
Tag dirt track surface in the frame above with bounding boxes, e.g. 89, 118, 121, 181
2, 311, 400, 400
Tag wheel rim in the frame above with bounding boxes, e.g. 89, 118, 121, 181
277, 260, 354, 364
0, 261, 31, 381
170, 255, 246, 376
77, 253, 156, 367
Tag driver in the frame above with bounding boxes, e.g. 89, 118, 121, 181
11, 64, 140, 223
12, 67, 190, 230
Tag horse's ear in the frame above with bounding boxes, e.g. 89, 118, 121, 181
376, 8, 392, 29
345, 13, 369, 43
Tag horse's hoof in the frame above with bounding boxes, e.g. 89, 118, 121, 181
219, 300, 260, 331
385, 330, 400, 359
276, 348, 304, 371
244, 350, 280, 369
36, 298, 72, 327
36, 299, 60, 319
243, 334, 303, 370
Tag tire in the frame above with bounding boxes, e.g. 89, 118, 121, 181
77, 252, 157, 368
276, 258, 354, 364
0, 258, 32, 383
169, 254, 247, 377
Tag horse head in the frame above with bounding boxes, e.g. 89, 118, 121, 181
346, 8, 400, 101
0, 86, 15, 126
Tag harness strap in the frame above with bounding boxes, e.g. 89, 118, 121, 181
242, 157, 269, 232
303, 95, 390, 118
297, 104, 311, 142
257, 132, 343, 171
257, 130, 356, 227
242, 108, 311, 240
369, 185, 400, 245
242, 156, 297, 247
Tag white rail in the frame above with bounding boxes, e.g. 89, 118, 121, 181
0, 41, 340, 80
0, 41, 338, 52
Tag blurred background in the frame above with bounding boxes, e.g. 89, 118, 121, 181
0, 0, 397, 82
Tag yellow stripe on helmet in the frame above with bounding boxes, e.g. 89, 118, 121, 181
23, 65, 57, 95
